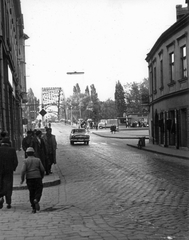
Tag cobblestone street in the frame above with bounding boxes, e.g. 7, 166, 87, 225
0, 125, 189, 240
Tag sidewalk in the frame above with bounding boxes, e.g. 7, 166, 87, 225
92, 129, 189, 160
13, 150, 61, 190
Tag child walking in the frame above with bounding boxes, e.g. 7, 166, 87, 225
20, 147, 45, 213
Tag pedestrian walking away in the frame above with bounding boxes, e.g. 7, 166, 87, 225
22, 130, 34, 158
43, 127, 57, 174
20, 147, 45, 213
33, 130, 49, 175
0, 138, 18, 209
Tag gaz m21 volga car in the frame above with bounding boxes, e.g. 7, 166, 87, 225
70, 128, 90, 145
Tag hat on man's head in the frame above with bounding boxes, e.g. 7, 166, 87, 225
27, 130, 33, 135
26, 147, 34, 153
36, 130, 42, 136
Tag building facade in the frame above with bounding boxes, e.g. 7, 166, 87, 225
0, 0, 28, 149
146, 1, 189, 150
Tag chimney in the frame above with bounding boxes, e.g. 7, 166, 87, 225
176, 1, 189, 20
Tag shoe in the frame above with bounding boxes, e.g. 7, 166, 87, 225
7, 204, 11, 209
33, 199, 40, 211
0, 197, 4, 209
32, 208, 36, 213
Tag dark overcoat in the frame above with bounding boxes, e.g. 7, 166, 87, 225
42, 134, 57, 164
0, 146, 18, 173
0, 145, 18, 198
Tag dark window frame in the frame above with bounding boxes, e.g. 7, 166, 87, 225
169, 52, 175, 82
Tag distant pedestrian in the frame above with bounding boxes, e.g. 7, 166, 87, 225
43, 128, 57, 174
22, 130, 34, 158
110, 125, 116, 134
20, 147, 45, 213
33, 130, 49, 175
0, 138, 18, 209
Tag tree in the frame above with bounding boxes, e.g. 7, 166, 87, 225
99, 99, 117, 119
73, 83, 81, 95
114, 81, 126, 117
124, 78, 149, 114
85, 86, 90, 96
89, 84, 100, 122
140, 78, 149, 105
66, 83, 101, 122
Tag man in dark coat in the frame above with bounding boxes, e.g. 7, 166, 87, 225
43, 128, 57, 174
0, 138, 18, 209
22, 130, 34, 158
33, 130, 49, 175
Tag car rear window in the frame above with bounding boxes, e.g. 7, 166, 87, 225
73, 129, 86, 133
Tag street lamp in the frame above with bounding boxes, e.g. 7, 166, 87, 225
67, 71, 84, 75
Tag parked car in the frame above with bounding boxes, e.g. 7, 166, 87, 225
70, 128, 90, 145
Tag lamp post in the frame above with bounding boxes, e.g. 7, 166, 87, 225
67, 71, 84, 75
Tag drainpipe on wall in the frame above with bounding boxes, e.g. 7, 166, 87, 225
164, 111, 168, 147
151, 65, 154, 145
176, 109, 180, 149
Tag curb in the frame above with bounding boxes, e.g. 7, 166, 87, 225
92, 132, 149, 139
13, 178, 61, 191
92, 132, 188, 160
127, 144, 189, 160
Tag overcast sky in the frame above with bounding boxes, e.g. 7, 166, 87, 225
20, 0, 187, 102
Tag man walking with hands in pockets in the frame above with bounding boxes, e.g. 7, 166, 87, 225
20, 147, 45, 213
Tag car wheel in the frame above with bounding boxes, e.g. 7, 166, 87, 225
86, 141, 89, 145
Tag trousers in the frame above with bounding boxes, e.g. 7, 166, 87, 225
26, 178, 43, 209
0, 172, 13, 204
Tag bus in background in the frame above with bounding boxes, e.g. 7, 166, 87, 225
98, 119, 119, 131
98, 119, 107, 129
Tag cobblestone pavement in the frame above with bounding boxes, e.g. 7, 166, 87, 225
0, 124, 189, 240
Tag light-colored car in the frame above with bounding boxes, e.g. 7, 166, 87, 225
70, 128, 90, 145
